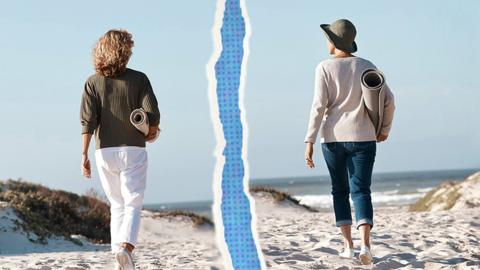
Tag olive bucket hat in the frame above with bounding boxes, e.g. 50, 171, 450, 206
320, 19, 357, 53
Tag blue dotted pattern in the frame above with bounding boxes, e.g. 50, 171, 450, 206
214, 0, 262, 269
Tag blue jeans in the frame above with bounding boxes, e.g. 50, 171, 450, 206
321, 141, 376, 229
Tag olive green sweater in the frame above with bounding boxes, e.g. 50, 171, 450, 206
80, 68, 160, 149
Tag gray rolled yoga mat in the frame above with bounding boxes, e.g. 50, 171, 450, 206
130, 108, 159, 143
361, 69, 386, 136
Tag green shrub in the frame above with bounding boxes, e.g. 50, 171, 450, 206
0, 179, 110, 244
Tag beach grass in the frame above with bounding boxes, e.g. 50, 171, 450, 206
149, 209, 214, 227
409, 181, 461, 212
250, 186, 318, 212
0, 179, 110, 244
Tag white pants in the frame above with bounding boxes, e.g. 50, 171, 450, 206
95, 146, 148, 252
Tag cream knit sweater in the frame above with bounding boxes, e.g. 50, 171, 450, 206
305, 56, 395, 144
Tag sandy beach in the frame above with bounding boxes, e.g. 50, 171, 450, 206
0, 208, 224, 270
1, 172, 479, 269
253, 174, 480, 270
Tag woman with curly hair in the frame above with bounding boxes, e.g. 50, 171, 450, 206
80, 29, 160, 270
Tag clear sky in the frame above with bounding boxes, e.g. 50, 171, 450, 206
0, 1, 217, 204
246, 1, 480, 179
0, 1, 479, 204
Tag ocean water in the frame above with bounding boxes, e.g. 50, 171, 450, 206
144, 169, 479, 217
251, 168, 479, 210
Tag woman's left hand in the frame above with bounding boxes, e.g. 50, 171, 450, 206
305, 143, 315, 169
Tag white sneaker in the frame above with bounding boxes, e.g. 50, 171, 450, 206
115, 248, 135, 270
339, 248, 354, 259
359, 246, 373, 265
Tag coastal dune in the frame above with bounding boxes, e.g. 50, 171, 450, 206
1, 172, 480, 269
410, 172, 480, 211
252, 172, 480, 270
0, 206, 224, 269
0, 180, 223, 270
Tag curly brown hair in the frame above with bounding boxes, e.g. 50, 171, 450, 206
93, 29, 134, 77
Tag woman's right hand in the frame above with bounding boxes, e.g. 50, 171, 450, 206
377, 133, 388, 142
305, 143, 315, 169
81, 153, 91, 179
146, 126, 160, 141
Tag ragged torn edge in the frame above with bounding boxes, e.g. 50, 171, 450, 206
206, 0, 231, 268
206, 0, 267, 269
238, 0, 267, 269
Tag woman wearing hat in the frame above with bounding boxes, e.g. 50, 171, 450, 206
304, 19, 395, 265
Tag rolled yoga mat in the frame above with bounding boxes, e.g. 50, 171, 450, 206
361, 68, 386, 136
130, 108, 159, 143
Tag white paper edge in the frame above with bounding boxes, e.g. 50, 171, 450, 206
239, 0, 268, 269
206, 0, 233, 269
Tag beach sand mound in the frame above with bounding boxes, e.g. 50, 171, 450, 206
0, 180, 223, 270
0, 179, 110, 245
250, 186, 318, 213
0, 207, 224, 269
410, 171, 480, 211
254, 186, 480, 269
0, 201, 103, 255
